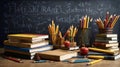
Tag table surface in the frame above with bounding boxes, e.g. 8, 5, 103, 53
0, 48, 120, 67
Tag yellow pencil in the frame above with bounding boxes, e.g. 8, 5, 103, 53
88, 47, 117, 55
72, 27, 77, 37
83, 17, 87, 28
55, 25, 59, 34
87, 59, 102, 65
111, 15, 119, 29
87, 55, 104, 59
86, 16, 90, 28
52, 20, 55, 34
70, 25, 73, 37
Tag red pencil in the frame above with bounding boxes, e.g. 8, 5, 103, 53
3, 56, 23, 63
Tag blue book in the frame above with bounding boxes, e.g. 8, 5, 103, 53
87, 51, 114, 56
4, 45, 53, 53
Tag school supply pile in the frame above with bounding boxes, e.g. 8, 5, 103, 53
3, 34, 53, 59
89, 12, 120, 60
48, 20, 79, 50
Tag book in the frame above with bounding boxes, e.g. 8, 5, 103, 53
8, 34, 49, 41
4, 52, 34, 59
93, 46, 119, 52
95, 37, 117, 41
87, 51, 116, 56
8, 38, 46, 43
95, 40, 118, 43
4, 49, 36, 56
87, 54, 120, 60
53, 45, 79, 50
61, 46, 79, 50
4, 45, 53, 53
37, 49, 77, 61
4, 40, 49, 48
88, 47, 119, 55
93, 42, 119, 48
96, 34, 117, 38
106, 47, 119, 52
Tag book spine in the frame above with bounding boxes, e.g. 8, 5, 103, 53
4, 40, 49, 48
95, 40, 117, 43
96, 34, 117, 38
4, 40, 31, 48
4, 45, 52, 52
4, 45, 30, 52
38, 54, 60, 61
93, 42, 118, 48
95, 37, 117, 41
4, 49, 35, 56
4, 52, 34, 59
87, 55, 117, 60
93, 42, 106, 47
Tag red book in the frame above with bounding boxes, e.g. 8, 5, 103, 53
93, 42, 118, 48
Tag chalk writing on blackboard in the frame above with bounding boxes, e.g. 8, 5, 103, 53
2, 0, 120, 34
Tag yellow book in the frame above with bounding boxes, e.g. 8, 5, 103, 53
88, 47, 119, 55
8, 34, 48, 41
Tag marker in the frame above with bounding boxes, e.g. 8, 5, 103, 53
87, 59, 102, 65
33, 60, 47, 63
4, 56, 23, 63
69, 59, 91, 63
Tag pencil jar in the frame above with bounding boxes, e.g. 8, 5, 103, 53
77, 28, 90, 47
99, 28, 113, 34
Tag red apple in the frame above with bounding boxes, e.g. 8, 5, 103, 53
80, 47, 89, 55
64, 40, 70, 48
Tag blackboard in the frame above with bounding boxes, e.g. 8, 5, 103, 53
0, 0, 120, 47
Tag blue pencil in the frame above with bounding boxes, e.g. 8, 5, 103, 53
69, 59, 91, 63
33, 60, 47, 63
63, 59, 91, 63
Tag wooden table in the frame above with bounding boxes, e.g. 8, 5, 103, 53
0, 48, 120, 67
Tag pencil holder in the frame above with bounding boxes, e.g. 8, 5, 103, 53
77, 28, 90, 47
99, 28, 113, 34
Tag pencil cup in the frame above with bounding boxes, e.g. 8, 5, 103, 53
77, 28, 90, 47
99, 28, 113, 34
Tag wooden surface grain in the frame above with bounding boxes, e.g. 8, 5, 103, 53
0, 48, 120, 67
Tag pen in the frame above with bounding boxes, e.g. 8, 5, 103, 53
33, 60, 47, 63
4, 56, 23, 63
87, 59, 102, 65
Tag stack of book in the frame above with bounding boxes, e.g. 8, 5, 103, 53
3, 34, 53, 59
87, 34, 120, 60
87, 47, 120, 60
94, 34, 119, 52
